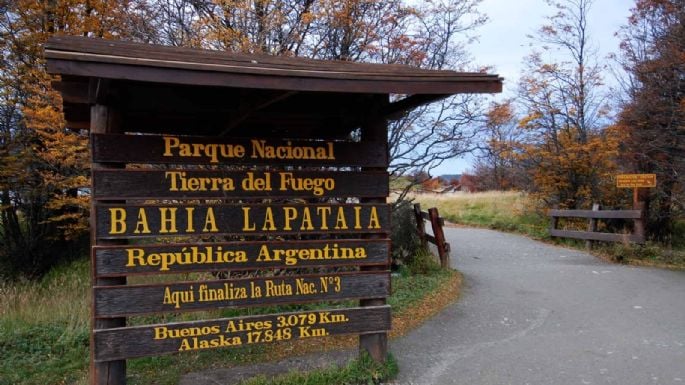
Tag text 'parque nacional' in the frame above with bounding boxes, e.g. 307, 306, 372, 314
163, 136, 335, 163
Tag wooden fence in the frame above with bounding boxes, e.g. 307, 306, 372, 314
413, 203, 450, 268
548, 203, 645, 249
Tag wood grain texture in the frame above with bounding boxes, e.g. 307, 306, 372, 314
95, 203, 390, 239
92, 170, 389, 199
94, 305, 391, 361
94, 239, 390, 276
549, 229, 644, 243
95, 272, 390, 317
548, 209, 642, 219
91, 133, 389, 167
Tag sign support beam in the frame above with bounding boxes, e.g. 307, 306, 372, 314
359, 95, 389, 363
91, 103, 126, 385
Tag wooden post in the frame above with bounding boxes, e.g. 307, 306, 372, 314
91, 103, 127, 385
550, 211, 559, 236
586, 203, 600, 250
633, 187, 639, 209
359, 96, 388, 363
633, 201, 646, 244
428, 207, 449, 268
414, 203, 427, 249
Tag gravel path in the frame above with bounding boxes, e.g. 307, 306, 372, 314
391, 227, 685, 385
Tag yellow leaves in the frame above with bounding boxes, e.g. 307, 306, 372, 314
518, 112, 544, 129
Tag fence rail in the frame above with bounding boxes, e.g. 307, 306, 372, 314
549, 203, 645, 248
413, 204, 450, 268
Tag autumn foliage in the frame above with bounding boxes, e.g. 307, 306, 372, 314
0, 0, 487, 278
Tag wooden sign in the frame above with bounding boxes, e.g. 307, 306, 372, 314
91, 134, 388, 167
94, 239, 390, 277
94, 305, 391, 361
94, 272, 390, 317
616, 174, 657, 188
92, 170, 389, 199
95, 203, 390, 239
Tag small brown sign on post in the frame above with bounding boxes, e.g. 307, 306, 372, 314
617, 173, 656, 209
616, 174, 657, 188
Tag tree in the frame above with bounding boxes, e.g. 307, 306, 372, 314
0, 1, 155, 277
147, 0, 490, 202
516, 0, 618, 208
0, 0, 491, 276
614, 0, 684, 241
472, 100, 528, 190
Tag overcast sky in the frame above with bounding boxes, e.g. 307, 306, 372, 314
430, 0, 633, 176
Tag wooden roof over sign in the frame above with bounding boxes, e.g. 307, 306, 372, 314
46, 36, 501, 94
45, 36, 502, 137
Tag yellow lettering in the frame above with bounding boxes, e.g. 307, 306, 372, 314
262, 207, 276, 231
186, 207, 195, 233
300, 207, 313, 230
283, 207, 297, 231
368, 206, 380, 229
242, 207, 256, 231
134, 208, 151, 234
316, 207, 331, 230
159, 208, 178, 234
163, 136, 179, 157
126, 248, 145, 267
203, 207, 218, 232
108, 208, 126, 235
353, 206, 362, 230
334, 207, 347, 230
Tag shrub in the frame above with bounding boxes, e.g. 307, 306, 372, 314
390, 200, 421, 268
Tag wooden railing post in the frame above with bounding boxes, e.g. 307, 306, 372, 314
414, 203, 427, 249
586, 203, 600, 250
550, 208, 559, 235
428, 207, 449, 268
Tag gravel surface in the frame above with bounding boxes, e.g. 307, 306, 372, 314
390, 227, 685, 385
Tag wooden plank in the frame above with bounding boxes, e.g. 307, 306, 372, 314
550, 229, 642, 243
548, 209, 642, 219
93, 305, 391, 361
45, 36, 457, 75
95, 203, 390, 239
92, 170, 388, 200
94, 239, 390, 277
44, 45, 498, 81
47, 59, 503, 95
94, 272, 390, 318
428, 207, 450, 268
91, 133, 389, 167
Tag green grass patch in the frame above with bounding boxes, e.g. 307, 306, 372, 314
239, 353, 398, 385
1, 255, 452, 385
413, 191, 549, 239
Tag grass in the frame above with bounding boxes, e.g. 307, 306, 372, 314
413, 191, 685, 269
239, 353, 398, 385
0, 256, 458, 385
412, 191, 549, 238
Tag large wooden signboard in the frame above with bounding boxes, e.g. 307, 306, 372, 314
89, 130, 392, 383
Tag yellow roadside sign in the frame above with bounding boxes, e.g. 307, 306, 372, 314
616, 174, 656, 188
